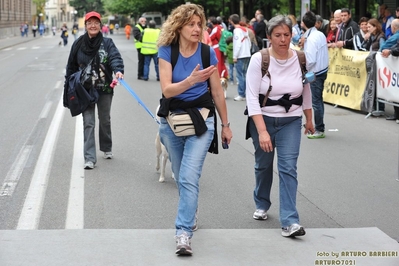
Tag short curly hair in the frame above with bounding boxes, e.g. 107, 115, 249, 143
157, 4, 206, 47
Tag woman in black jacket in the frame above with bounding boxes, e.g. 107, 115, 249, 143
64, 11, 124, 169
362, 18, 385, 51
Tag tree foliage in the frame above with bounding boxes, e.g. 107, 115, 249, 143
33, 0, 47, 15
73, 0, 379, 23
69, 0, 105, 17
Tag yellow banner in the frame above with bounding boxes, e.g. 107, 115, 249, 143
323, 48, 369, 110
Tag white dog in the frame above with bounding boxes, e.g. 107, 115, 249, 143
155, 131, 169, 182
220, 70, 228, 98
155, 106, 174, 182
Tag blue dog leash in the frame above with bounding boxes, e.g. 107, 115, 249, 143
118, 79, 160, 125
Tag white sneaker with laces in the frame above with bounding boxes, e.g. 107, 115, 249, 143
234, 95, 246, 101
103, 152, 113, 159
175, 232, 192, 255
84, 161, 94, 169
281, 223, 306, 237
253, 209, 268, 220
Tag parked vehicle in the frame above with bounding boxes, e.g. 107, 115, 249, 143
142, 12, 164, 28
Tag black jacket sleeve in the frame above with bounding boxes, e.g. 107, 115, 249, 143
133, 26, 142, 42
390, 42, 399, 56
104, 38, 124, 75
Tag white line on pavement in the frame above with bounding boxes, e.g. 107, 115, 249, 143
0, 53, 14, 61
17, 97, 65, 230
0, 145, 33, 197
39, 102, 52, 119
65, 115, 84, 229
55, 80, 62, 89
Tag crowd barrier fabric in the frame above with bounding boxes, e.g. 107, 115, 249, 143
323, 48, 369, 111
375, 53, 399, 104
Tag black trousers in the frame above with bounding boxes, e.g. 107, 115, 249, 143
137, 48, 144, 78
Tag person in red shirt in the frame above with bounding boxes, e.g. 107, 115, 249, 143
326, 18, 337, 44
209, 17, 228, 78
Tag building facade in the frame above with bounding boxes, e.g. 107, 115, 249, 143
0, 0, 75, 39
0, 0, 32, 37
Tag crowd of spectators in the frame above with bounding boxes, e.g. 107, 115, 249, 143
209, 4, 399, 120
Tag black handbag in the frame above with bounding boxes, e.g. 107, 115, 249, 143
251, 41, 260, 55
66, 57, 99, 117
67, 69, 99, 117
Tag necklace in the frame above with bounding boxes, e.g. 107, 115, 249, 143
271, 49, 289, 65
275, 57, 288, 65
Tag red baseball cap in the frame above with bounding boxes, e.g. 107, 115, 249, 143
85, 11, 101, 22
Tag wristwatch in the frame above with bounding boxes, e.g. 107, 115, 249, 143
221, 122, 230, 127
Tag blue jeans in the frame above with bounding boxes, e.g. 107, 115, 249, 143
143, 53, 159, 80
229, 63, 235, 83
249, 115, 302, 228
159, 116, 214, 238
236, 57, 250, 97
82, 93, 113, 164
310, 72, 327, 132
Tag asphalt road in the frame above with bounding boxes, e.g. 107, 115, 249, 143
0, 33, 398, 243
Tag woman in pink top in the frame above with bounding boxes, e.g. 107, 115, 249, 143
245, 15, 314, 238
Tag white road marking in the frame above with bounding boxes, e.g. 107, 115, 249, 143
39, 102, 52, 119
65, 115, 85, 229
0, 53, 14, 61
55, 80, 62, 89
17, 97, 65, 230
0, 146, 33, 196
16, 47, 26, 50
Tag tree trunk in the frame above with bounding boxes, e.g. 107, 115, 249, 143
288, 0, 296, 16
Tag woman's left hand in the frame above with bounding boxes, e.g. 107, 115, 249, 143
303, 120, 315, 135
221, 126, 233, 146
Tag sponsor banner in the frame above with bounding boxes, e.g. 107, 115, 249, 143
375, 53, 399, 103
324, 48, 369, 110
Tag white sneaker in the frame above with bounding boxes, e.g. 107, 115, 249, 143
253, 209, 268, 220
103, 152, 113, 159
84, 161, 94, 169
234, 95, 246, 101
282, 223, 306, 237
175, 232, 192, 255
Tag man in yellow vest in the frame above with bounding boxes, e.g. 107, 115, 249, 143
141, 20, 160, 81
133, 17, 147, 79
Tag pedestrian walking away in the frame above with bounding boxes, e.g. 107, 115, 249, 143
301, 11, 329, 139
124, 23, 131, 40
229, 14, 251, 101
245, 15, 315, 238
156, 3, 232, 255
63, 11, 124, 170
32, 23, 38, 37
140, 20, 160, 81
60, 23, 69, 46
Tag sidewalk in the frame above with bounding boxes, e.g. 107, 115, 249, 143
1, 228, 398, 265
0, 35, 37, 50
